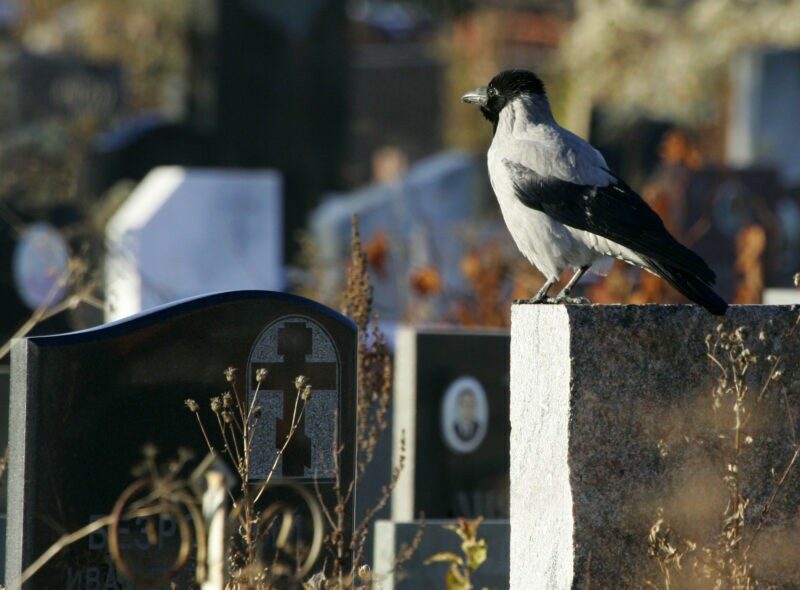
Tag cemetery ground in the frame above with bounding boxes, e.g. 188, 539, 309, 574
2, 219, 800, 590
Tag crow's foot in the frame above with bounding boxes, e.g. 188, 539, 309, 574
554, 295, 591, 304
513, 296, 557, 305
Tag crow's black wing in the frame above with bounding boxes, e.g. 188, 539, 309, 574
504, 159, 716, 284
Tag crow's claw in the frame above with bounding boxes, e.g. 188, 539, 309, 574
512, 296, 558, 305
554, 295, 591, 304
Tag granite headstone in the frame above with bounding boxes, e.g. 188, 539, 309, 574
391, 326, 510, 521
7, 291, 356, 588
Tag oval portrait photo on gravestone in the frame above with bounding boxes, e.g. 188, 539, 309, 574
440, 376, 489, 454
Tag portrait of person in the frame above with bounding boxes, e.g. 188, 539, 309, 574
454, 387, 479, 442
441, 376, 489, 454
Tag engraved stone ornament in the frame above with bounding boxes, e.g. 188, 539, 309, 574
248, 315, 341, 480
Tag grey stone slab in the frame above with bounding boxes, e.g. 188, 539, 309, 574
373, 519, 508, 590
510, 304, 800, 589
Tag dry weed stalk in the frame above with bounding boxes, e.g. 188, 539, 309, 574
317, 214, 417, 586
647, 322, 800, 590
341, 218, 391, 473
186, 368, 313, 587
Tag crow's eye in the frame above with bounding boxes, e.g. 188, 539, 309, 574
488, 87, 498, 97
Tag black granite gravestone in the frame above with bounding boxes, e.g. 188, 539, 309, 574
14, 51, 125, 121
392, 327, 510, 521
6, 291, 356, 588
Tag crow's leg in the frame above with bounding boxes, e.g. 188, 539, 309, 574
525, 277, 556, 304
554, 266, 591, 304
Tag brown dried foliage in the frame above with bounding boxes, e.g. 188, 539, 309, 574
733, 225, 766, 305
341, 215, 393, 475
453, 243, 512, 327
320, 214, 411, 586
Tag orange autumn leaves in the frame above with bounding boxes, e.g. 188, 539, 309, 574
361, 230, 444, 297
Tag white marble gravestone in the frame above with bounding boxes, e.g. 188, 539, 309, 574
105, 167, 284, 321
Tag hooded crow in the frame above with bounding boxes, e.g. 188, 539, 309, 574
462, 69, 727, 315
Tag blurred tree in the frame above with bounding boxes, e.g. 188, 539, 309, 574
441, 6, 569, 152
0, 0, 190, 212
18, 0, 189, 113
560, 0, 800, 127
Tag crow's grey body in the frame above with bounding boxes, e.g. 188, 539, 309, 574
462, 69, 727, 314
487, 96, 643, 281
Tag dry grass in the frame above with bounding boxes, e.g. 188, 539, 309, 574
647, 320, 800, 590
185, 368, 315, 588
313, 215, 417, 588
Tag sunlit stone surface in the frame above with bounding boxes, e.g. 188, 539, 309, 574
511, 304, 800, 589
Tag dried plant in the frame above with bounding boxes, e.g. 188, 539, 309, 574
733, 225, 766, 304
454, 242, 512, 327
317, 214, 415, 586
647, 321, 800, 590
341, 215, 393, 476
186, 367, 313, 587
425, 517, 489, 590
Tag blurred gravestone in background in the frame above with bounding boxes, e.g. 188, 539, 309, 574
188, 0, 347, 260
728, 48, 800, 185
105, 167, 284, 321
346, 3, 445, 186
0, 49, 125, 130
681, 168, 800, 296
0, 45, 127, 341
13, 52, 125, 122
309, 151, 485, 320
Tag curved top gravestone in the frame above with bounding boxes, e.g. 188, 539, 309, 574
6, 291, 356, 589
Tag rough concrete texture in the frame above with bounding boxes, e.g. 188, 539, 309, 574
511, 304, 800, 589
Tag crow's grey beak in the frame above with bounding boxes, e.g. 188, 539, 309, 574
461, 86, 488, 106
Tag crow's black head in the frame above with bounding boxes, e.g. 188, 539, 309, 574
461, 69, 546, 129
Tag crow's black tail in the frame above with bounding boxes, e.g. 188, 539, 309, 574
644, 258, 728, 316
